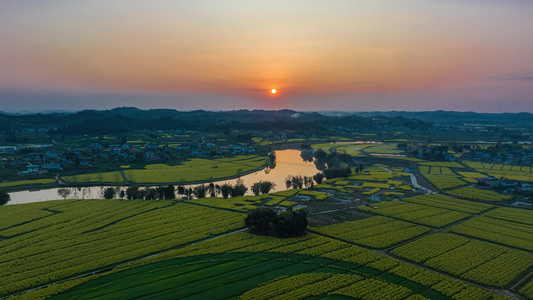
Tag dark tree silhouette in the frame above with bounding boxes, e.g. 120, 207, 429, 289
102, 187, 116, 199
313, 172, 325, 184
193, 184, 207, 199
245, 207, 307, 238
0, 190, 10, 205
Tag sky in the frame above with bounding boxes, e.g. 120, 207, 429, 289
1, 0, 533, 113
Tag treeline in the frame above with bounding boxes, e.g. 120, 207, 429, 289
1, 107, 440, 139
96, 179, 277, 200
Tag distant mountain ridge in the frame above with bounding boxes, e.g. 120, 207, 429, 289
0, 108, 531, 132
321, 110, 533, 125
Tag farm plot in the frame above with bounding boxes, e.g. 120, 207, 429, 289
463, 161, 533, 182
123, 155, 266, 183
392, 232, 533, 287
447, 187, 512, 202
62, 171, 123, 184
483, 207, 533, 226
419, 169, 468, 190
449, 216, 533, 251
189, 194, 290, 211
311, 216, 430, 249
0, 202, 56, 231
403, 194, 494, 214
0, 200, 246, 297
418, 162, 463, 168
0, 178, 56, 188
358, 200, 471, 228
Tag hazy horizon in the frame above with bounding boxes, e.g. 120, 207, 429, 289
1, 1, 533, 113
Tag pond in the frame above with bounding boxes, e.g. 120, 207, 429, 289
8, 149, 322, 205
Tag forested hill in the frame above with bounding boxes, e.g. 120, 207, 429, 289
0, 107, 530, 136
335, 110, 533, 125
0, 108, 428, 135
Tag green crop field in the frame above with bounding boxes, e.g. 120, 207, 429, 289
392, 232, 533, 287
363, 143, 403, 154
0, 178, 56, 188
62, 171, 123, 184
403, 194, 494, 214
310, 216, 430, 249
463, 161, 533, 182
358, 199, 472, 228
61, 155, 266, 185
123, 155, 266, 183
449, 216, 533, 251
447, 186, 512, 202
3, 191, 532, 299
0, 200, 245, 297
44, 231, 507, 300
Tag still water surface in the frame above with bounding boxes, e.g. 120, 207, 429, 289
9, 149, 320, 205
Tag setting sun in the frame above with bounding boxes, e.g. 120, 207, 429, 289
271, 89, 276, 94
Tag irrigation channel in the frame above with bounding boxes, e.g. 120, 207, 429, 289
8, 149, 322, 205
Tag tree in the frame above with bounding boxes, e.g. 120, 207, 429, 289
0, 190, 10, 205
156, 186, 166, 199
314, 148, 327, 162
102, 187, 116, 199
193, 184, 207, 199
289, 175, 303, 189
220, 183, 232, 198
144, 187, 157, 200
164, 185, 175, 200
313, 172, 325, 184
232, 179, 248, 197
126, 185, 140, 199
57, 188, 71, 200
245, 207, 278, 235
285, 179, 292, 189
251, 182, 261, 196
268, 152, 276, 168
259, 181, 275, 194
303, 176, 314, 188
119, 189, 126, 199
177, 185, 186, 196
208, 182, 216, 197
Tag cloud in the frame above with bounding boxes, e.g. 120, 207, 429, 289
492, 72, 533, 81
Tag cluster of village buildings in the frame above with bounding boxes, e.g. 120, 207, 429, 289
1, 141, 256, 175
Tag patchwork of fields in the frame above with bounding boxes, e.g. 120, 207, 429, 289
2, 192, 533, 300
3, 148, 533, 300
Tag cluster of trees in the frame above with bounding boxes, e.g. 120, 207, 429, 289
322, 166, 352, 179
0, 190, 10, 205
285, 175, 315, 189
312, 149, 360, 179
245, 207, 307, 238
251, 181, 276, 196
122, 185, 176, 200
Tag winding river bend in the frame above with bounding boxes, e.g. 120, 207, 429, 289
8, 149, 321, 205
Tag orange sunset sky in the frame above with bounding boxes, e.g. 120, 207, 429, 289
0, 1, 532, 112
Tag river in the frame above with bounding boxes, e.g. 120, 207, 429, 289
8, 149, 321, 205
